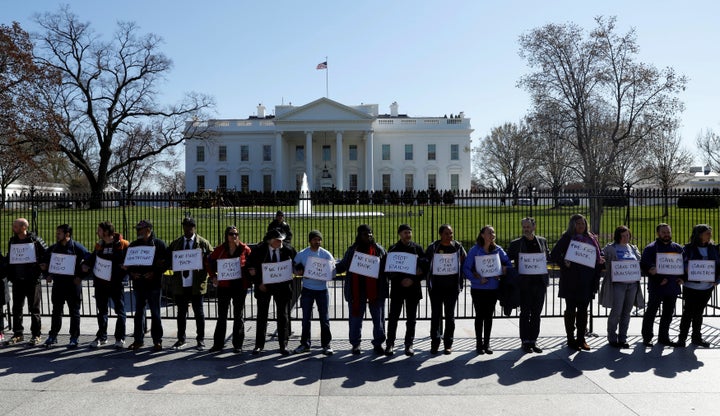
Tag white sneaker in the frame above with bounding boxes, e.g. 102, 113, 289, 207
90, 338, 107, 348
114, 339, 125, 349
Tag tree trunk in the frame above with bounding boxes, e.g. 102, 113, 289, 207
589, 191, 603, 235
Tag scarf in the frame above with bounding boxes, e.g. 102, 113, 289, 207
351, 244, 377, 317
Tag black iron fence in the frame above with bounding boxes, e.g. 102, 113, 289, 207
2, 187, 719, 327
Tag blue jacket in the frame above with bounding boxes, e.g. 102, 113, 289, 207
463, 244, 513, 290
640, 239, 684, 297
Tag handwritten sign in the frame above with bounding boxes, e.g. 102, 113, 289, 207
303, 256, 335, 281
93, 257, 113, 281
611, 260, 641, 282
172, 249, 203, 272
688, 260, 716, 282
433, 253, 458, 276
9, 243, 36, 264
348, 252, 381, 279
655, 252, 683, 275
262, 259, 293, 284
124, 246, 156, 267
518, 253, 547, 275
565, 240, 597, 268
475, 253, 502, 277
49, 253, 76, 276
384, 252, 418, 275
217, 258, 242, 281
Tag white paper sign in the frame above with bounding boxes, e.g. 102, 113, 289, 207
611, 260, 641, 282
655, 252, 684, 275
688, 260, 716, 282
348, 252, 381, 278
93, 257, 113, 281
433, 253, 459, 276
217, 258, 242, 281
474, 253, 502, 277
9, 243, 36, 264
518, 253, 548, 275
124, 246, 156, 267
49, 253, 76, 276
172, 249, 203, 272
303, 256, 335, 281
564, 240, 597, 268
262, 259, 293, 284
384, 252, 418, 275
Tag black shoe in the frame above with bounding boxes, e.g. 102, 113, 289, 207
658, 339, 679, 348
351, 347, 361, 355
279, 348, 290, 356
643, 340, 654, 348
609, 341, 622, 348
373, 345, 385, 355
531, 345, 543, 353
620, 343, 630, 349
172, 340, 187, 350
384, 344, 394, 356
476, 348, 485, 355
404, 346, 414, 357
209, 345, 223, 353
430, 344, 439, 354
233, 347, 243, 354
443, 348, 452, 355
252, 347, 263, 355
522, 344, 533, 353
152, 343, 163, 352
196, 341, 205, 351
484, 348, 493, 355
692, 339, 710, 348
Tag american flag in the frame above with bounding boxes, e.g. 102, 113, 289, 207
316, 61, 327, 70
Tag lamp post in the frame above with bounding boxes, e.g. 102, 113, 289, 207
121, 186, 127, 237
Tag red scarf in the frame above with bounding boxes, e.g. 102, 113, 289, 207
351, 245, 378, 317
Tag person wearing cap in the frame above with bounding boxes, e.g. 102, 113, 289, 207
336, 224, 388, 355
247, 228, 297, 355
267, 210, 293, 244
425, 224, 466, 354
385, 224, 427, 356
167, 217, 213, 351
40, 224, 89, 349
207, 226, 252, 353
292, 230, 336, 355
126, 220, 168, 351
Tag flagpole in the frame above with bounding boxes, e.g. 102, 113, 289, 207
325, 56, 329, 98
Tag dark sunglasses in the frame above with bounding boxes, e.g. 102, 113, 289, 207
227, 232, 239, 236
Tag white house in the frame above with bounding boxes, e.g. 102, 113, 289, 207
184, 98, 473, 192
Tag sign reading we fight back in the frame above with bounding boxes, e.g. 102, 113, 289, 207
564, 240, 597, 268
349, 252, 381, 278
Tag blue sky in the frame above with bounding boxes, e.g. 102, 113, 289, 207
4, 0, 717, 163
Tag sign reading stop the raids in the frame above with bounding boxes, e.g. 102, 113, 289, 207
384, 252, 418, 275
611, 260, 641, 282
564, 240, 597, 269
349, 252, 381, 279
9, 243, 36, 265
124, 246, 156, 267
93, 257, 113, 281
655, 252, 684, 275
49, 253, 76, 276
433, 253, 458, 276
217, 258, 242, 281
518, 253, 547, 275
172, 249, 203, 272
688, 260, 716, 282
262, 259, 293, 284
474, 253, 502, 277
304, 256, 335, 281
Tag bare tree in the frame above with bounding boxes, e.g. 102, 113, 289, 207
518, 16, 686, 233
648, 130, 694, 216
696, 128, 720, 172
474, 121, 535, 201
26, 7, 214, 208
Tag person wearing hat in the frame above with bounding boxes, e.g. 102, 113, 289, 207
247, 228, 297, 355
336, 224, 388, 355
207, 226, 252, 353
385, 224, 427, 356
267, 210, 293, 244
292, 230, 336, 355
167, 217, 213, 351
126, 220, 168, 351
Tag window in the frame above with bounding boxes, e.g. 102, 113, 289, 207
451, 174, 459, 190
219, 145, 227, 162
428, 173, 437, 189
382, 174, 391, 192
196, 175, 205, 192
295, 145, 305, 162
240, 145, 249, 162
263, 145, 272, 162
240, 175, 249, 192
382, 144, 391, 161
427, 144, 436, 161
405, 174, 414, 191
451, 144, 459, 160
196, 146, 205, 162
322, 145, 331, 161
218, 175, 227, 191
349, 174, 358, 191
263, 174, 272, 192
405, 144, 413, 161
349, 145, 358, 161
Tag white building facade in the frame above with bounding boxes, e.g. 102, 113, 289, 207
184, 98, 472, 193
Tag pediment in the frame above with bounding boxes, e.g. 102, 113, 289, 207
275, 98, 374, 123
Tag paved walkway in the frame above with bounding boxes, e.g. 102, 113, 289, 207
1, 316, 719, 416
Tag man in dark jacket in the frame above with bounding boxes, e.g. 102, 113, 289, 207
41, 224, 89, 348
385, 224, 426, 356
5, 218, 47, 346
126, 220, 168, 351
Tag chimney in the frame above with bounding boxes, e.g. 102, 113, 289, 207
390, 101, 398, 117
257, 103, 266, 118
458, 111, 465, 119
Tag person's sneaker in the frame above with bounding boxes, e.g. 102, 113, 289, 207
114, 339, 125, 349
692, 339, 711, 348
351, 347, 361, 355
28, 336, 43, 346
373, 345, 385, 355
172, 340, 187, 350
43, 337, 57, 348
196, 341, 205, 351
127, 341, 144, 350
404, 346, 415, 357
209, 345, 223, 353
522, 344, 533, 353
322, 347, 334, 356
68, 338, 79, 349
6, 335, 24, 345
531, 345, 543, 353
384, 344, 395, 356
294, 344, 310, 354
89, 338, 107, 348
152, 343, 163, 352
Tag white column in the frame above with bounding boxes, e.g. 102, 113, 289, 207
335, 131, 344, 190
365, 130, 374, 191
305, 131, 313, 190
275, 132, 284, 190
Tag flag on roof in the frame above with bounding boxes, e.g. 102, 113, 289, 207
316, 61, 327, 70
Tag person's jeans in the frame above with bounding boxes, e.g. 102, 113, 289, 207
429, 283, 458, 349
348, 298, 385, 349
133, 285, 163, 344
11, 279, 42, 337
519, 276, 546, 344
214, 286, 248, 349
94, 281, 126, 341
641, 291, 676, 343
386, 291, 419, 347
49, 279, 81, 339
607, 282, 637, 344
175, 290, 205, 342
300, 287, 331, 348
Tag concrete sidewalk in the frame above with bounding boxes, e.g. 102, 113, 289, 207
1, 315, 719, 416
